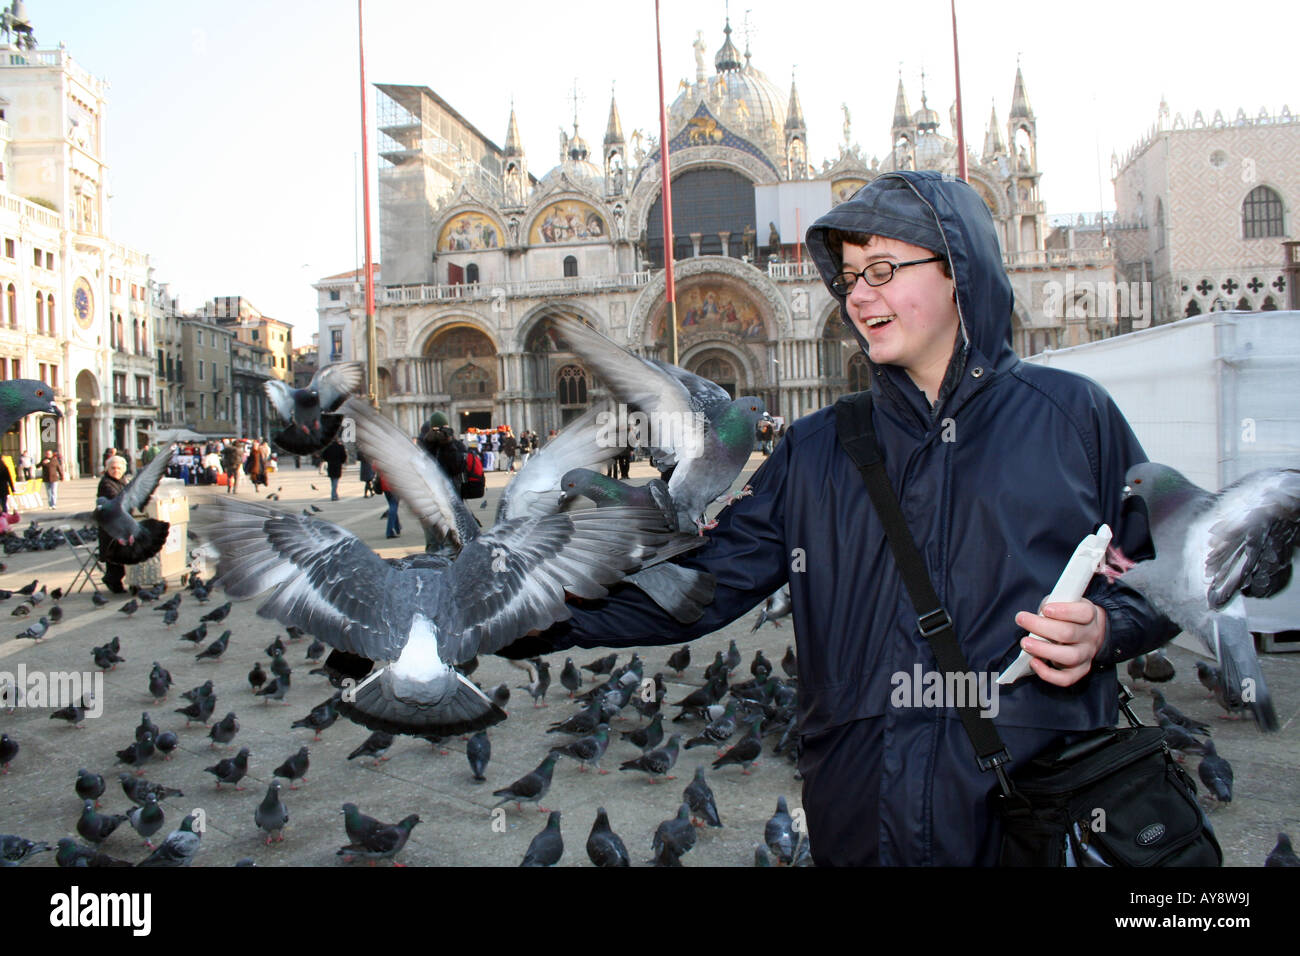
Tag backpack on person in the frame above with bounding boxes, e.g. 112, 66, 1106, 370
461, 447, 485, 499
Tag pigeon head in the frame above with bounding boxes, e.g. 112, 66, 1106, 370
1123, 463, 1203, 525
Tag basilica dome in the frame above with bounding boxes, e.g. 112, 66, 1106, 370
539, 124, 605, 194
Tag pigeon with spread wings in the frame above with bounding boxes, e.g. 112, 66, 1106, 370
75, 445, 176, 565
265, 362, 365, 456
203, 491, 696, 735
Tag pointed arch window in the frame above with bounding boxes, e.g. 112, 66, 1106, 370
556, 363, 587, 406
563, 256, 578, 278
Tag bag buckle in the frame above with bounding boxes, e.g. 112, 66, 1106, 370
978, 749, 1015, 796
917, 607, 952, 638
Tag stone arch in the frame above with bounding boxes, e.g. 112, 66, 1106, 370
679, 339, 763, 394
431, 203, 508, 254
628, 150, 780, 244
513, 300, 607, 353
411, 312, 501, 358
627, 255, 793, 346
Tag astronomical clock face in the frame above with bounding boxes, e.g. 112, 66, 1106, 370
74, 277, 94, 330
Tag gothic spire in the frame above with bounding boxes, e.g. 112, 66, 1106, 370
892, 72, 912, 130
983, 100, 1005, 157
604, 91, 624, 146
503, 105, 523, 157
1009, 65, 1034, 119
715, 17, 743, 73
785, 76, 806, 132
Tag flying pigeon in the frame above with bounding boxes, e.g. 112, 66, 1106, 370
265, 361, 365, 455
0, 378, 60, 433
520, 810, 563, 867
255, 780, 289, 844
74, 446, 175, 564
1108, 463, 1293, 731
203, 485, 693, 735
547, 314, 767, 533
136, 813, 201, 866
752, 587, 793, 632
585, 807, 630, 867
205, 746, 250, 790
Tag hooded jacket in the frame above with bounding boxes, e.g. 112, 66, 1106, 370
522, 170, 1175, 865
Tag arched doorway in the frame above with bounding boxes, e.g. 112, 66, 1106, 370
424, 323, 497, 432
76, 370, 100, 476
689, 350, 739, 398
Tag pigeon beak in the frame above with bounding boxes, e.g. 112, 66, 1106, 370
1122, 484, 1132, 499
49, 403, 63, 418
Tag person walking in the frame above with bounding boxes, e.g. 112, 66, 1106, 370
18, 449, 32, 482
221, 441, 242, 494
0, 457, 14, 516
247, 439, 268, 490
379, 471, 402, 538
321, 437, 347, 500
39, 449, 62, 508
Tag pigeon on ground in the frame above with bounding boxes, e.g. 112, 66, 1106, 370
273, 745, 310, 789
74, 446, 175, 563
518, 659, 552, 708
269, 652, 292, 680
205, 747, 251, 790
520, 810, 563, 867
49, 605, 63, 623
286, 625, 307, 641
491, 683, 510, 710
751, 649, 773, 679
291, 694, 340, 739
712, 719, 764, 774
652, 803, 697, 866
200, 601, 232, 624
154, 731, 179, 759
11, 603, 30, 617
1143, 647, 1176, 683
92, 592, 109, 607
619, 734, 682, 782
148, 662, 173, 701
683, 766, 723, 828
160, 606, 178, 627
583, 653, 617, 677
348, 731, 395, 765
466, 730, 490, 781
550, 724, 611, 774
547, 314, 767, 534
492, 753, 558, 812
752, 587, 793, 632
117, 732, 156, 771
154, 594, 181, 613
1266, 833, 1299, 867
560, 657, 582, 697
127, 793, 165, 848
17, 580, 37, 596
546, 699, 602, 737
135, 711, 159, 743
50, 696, 91, 728
0, 733, 16, 772
136, 813, 201, 866
181, 680, 216, 704
586, 807, 630, 867
255, 781, 289, 844
1197, 740, 1234, 805
685, 701, 740, 750
15, 617, 49, 642
1158, 718, 1209, 760
621, 712, 665, 753
195, 630, 231, 662
174, 694, 217, 725
207, 711, 240, 748
0, 378, 61, 434
1152, 690, 1211, 737
667, 646, 690, 674
77, 800, 127, 845
119, 773, 182, 806
255, 673, 291, 705
0, 834, 52, 866
76, 769, 106, 806
179, 622, 207, 645
203, 453, 691, 735
305, 637, 326, 662
765, 796, 797, 865
55, 839, 131, 868
337, 813, 421, 865
1108, 463, 1294, 731
248, 661, 267, 693
265, 361, 365, 455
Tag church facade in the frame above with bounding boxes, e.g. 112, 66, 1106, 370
318, 21, 1114, 437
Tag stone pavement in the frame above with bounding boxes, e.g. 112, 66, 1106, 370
0, 455, 1295, 867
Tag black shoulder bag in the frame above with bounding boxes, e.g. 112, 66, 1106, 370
833, 391, 1222, 867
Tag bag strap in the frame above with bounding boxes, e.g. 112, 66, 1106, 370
833, 392, 1013, 787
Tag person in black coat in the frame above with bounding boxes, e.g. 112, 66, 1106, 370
321, 439, 348, 500
98, 455, 128, 593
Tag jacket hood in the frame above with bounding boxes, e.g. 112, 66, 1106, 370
806, 171, 1017, 415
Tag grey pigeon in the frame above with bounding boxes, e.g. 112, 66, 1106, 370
752, 586, 793, 632
136, 813, 201, 866
621, 712, 665, 753
205, 746, 250, 790
0, 378, 60, 433
712, 718, 764, 774
765, 796, 797, 864
492, 753, 558, 812
179, 622, 207, 644
147, 662, 172, 701
195, 630, 231, 661
683, 766, 723, 828
1152, 690, 1211, 737
667, 646, 690, 674
75, 445, 175, 552
1158, 718, 1209, 760
207, 711, 240, 748
291, 694, 340, 739
199, 601, 232, 624
619, 734, 681, 782
586, 807, 630, 867
1142, 647, 1176, 682
119, 773, 182, 806
203, 458, 692, 735
1110, 463, 1289, 731
548, 314, 767, 534
0, 834, 51, 866
273, 745, 310, 789
77, 800, 127, 844
265, 361, 364, 455
254, 780, 289, 843
55, 838, 131, 868
0, 733, 15, 771
15, 616, 49, 642
348, 731, 395, 765
519, 659, 551, 707
127, 793, 165, 847
685, 700, 739, 750
248, 661, 267, 693
76, 769, 106, 806
651, 803, 697, 866
466, 730, 490, 781
560, 657, 582, 697
520, 810, 563, 867
1266, 833, 1299, 867
154, 731, 179, 760
1197, 739, 1233, 804
338, 813, 421, 865
135, 712, 159, 743
549, 724, 611, 773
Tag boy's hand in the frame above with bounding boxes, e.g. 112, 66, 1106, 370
1014, 599, 1108, 687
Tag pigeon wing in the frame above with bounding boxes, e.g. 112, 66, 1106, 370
264, 379, 295, 421
345, 398, 479, 548
202, 499, 409, 661
1205, 469, 1300, 608
496, 401, 619, 523
120, 445, 176, 514
312, 362, 366, 412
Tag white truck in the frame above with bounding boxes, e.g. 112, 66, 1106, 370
1024, 310, 1300, 644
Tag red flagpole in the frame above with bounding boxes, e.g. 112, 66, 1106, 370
358, 0, 378, 404
654, 0, 678, 364
951, 0, 968, 182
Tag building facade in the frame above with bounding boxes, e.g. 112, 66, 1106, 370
179, 318, 233, 435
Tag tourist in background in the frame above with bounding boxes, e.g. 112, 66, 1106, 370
40, 449, 62, 508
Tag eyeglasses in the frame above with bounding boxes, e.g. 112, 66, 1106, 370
830, 256, 945, 295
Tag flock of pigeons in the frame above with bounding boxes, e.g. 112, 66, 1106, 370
0, 315, 1296, 866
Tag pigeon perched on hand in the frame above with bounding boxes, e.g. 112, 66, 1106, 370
1108, 463, 1294, 731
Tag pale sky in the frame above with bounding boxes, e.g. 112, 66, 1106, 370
31, 0, 1298, 332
